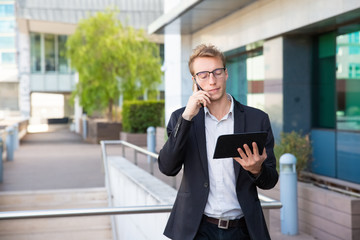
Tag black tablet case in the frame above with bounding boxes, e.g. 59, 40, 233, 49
213, 131, 268, 159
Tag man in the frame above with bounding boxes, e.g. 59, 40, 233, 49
158, 44, 278, 240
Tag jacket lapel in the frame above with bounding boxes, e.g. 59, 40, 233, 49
233, 99, 245, 179
194, 109, 209, 179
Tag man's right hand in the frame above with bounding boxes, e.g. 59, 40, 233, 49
182, 83, 211, 121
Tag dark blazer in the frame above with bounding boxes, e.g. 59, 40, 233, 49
158, 98, 279, 240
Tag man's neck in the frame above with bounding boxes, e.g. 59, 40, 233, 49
207, 94, 231, 121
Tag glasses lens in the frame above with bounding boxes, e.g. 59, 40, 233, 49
197, 71, 209, 80
213, 68, 225, 77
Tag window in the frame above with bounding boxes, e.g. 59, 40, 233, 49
58, 35, 68, 73
1, 52, 15, 64
0, 4, 14, 17
336, 30, 360, 131
30, 33, 41, 72
0, 20, 15, 33
0, 36, 15, 49
30, 33, 70, 73
225, 45, 264, 110
348, 63, 360, 79
44, 34, 56, 72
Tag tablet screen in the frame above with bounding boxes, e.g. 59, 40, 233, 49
213, 131, 268, 159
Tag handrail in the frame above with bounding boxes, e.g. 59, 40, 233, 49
0, 199, 282, 220
0, 205, 173, 220
0, 139, 282, 236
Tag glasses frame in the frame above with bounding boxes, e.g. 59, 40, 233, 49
194, 67, 226, 82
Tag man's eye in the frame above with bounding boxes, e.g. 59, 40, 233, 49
198, 72, 208, 78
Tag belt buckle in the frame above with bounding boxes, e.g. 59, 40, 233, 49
218, 219, 229, 229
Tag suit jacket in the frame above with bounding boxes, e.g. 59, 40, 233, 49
158, 98, 279, 240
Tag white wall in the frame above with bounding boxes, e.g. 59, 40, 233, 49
163, 20, 193, 124
107, 157, 176, 240
191, 0, 360, 52
18, 32, 31, 117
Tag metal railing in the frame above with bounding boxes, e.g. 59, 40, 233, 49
0, 139, 282, 239
0, 196, 282, 220
0, 205, 173, 220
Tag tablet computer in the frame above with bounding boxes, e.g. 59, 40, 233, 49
213, 131, 268, 159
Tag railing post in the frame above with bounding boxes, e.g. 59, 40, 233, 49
82, 114, 87, 140
13, 123, 19, 150
0, 137, 3, 182
6, 126, 14, 161
280, 153, 298, 235
147, 126, 156, 175
122, 144, 125, 157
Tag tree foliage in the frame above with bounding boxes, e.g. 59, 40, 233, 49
67, 10, 162, 120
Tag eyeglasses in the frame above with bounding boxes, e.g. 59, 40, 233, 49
195, 67, 226, 82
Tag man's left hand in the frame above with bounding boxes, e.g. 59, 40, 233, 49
233, 142, 267, 176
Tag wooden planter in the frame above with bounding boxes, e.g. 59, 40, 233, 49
156, 127, 166, 153
87, 118, 122, 144
120, 132, 147, 147
258, 180, 360, 240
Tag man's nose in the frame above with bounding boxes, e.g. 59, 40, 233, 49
208, 73, 216, 84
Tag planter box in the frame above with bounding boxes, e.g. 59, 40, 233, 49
87, 118, 122, 144
120, 132, 147, 147
258, 180, 360, 240
156, 127, 166, 153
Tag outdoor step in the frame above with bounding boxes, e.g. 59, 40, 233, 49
0, 216, 111, 234
0, 187, 112, 240
0, 187, 108, 211
0, 225, 112, 240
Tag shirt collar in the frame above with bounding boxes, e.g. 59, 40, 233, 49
204, 94, 234, 121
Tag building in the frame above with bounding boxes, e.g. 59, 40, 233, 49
149, 0, 360, 184
11, 0, 163, 128
0, 0, 18, 117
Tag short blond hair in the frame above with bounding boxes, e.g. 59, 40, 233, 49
188, 44, 226, 76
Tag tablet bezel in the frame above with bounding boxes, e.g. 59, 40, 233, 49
213, 131, 268, 159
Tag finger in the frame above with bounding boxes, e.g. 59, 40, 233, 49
202, 96, 211, 107
262, 147, 267, 158
252, 142, 259, 156
243, 144, 253, 157
193, 83, 198, 93
237, 147, 247, 159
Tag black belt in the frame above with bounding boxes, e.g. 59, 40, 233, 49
202, 215, 246, 229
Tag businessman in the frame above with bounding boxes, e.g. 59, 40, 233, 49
158, 44, 278, 240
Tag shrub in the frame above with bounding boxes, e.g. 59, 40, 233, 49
274, 131, 312, 176
122, 100, 165, 133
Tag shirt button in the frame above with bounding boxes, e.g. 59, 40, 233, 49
204, 182, 209, 188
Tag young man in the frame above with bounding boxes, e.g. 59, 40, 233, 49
158, 44, 278, 240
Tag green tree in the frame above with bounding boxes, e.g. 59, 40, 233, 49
67, 10, 162, 120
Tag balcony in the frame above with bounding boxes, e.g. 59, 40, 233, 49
30, 73, 75, 92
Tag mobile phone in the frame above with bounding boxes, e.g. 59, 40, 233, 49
194, 79, 204, 107
194, 79, 203, 91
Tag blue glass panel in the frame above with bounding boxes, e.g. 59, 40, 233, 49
1, 52, 15, 64
0, 20, 15, 33
310, 129, 336, 177
337, 131, 360, 184
0, 4, 14, 17
0, 36, 15, 49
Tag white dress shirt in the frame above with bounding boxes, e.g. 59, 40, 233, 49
203, 94, 243, 220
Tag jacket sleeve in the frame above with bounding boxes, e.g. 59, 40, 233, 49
249, 114, 279, 190
158, 110, 192, 176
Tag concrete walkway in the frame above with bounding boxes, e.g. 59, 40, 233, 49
0, 124, 104, 191
0, 124, 316, 240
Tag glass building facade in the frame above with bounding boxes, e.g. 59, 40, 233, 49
0, 1, 16, 65
30, 33, 71, 74
224, 25, 360, 184
226, 44, 265, 111
312, 25, 360, 183
0, 0, 18, 111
